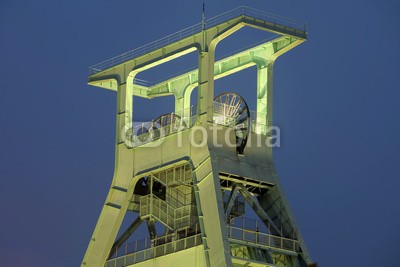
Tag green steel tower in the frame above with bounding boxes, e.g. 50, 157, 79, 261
82, 6, 314, 267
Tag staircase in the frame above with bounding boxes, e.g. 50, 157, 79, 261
154, 166, 192, 187
140, 194, 175, 229
139, 163, 196, 230
139, 193, 197, 230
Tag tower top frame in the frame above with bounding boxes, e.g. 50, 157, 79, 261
88, 5, 307, 81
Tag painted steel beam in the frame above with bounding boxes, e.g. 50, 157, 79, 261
108, 216, 143, 259
88, 15, 306, 87
236, 184, 281, 235
83, 9, 309, 267
147, 220, 157, 240
88, 36, 302, 99
225, 185, 240, 217
146, 36, 301, 99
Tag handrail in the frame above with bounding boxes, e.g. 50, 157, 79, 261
106, 215, 299, 267
150, 164, 192, 187
129, 106, 195, 148
106, 234, 202, 267
140, 194, 175, 228
227, 216, 299, 252
89, 6, 306, 75
228, 225, 299, 252
128, 107, 273, 148
140, 194, 196, 229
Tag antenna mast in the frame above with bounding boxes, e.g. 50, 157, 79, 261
202, 3, 205, 30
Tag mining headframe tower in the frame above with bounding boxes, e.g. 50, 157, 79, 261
82, 6, 315, 267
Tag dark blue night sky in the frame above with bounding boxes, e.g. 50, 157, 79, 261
0, 1, 399, 266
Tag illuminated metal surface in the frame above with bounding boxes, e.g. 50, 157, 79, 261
82, 6, 313, 267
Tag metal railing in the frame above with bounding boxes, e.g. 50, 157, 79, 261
167, 187, 192, 208
105, 234, 202, 267
140, 194, 197, 230
89, 6, 306, 75
129, 107, 274, 148
105, 216, 299, 267
227, 217, 300, 253
151, 164, 192, 187
130, 107, 196, 148
206, 6, 305, 31
228, 226, 300, 252
140, 194, 175, 229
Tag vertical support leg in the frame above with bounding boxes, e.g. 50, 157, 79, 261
193, 157, 232, 267
197, 50, 215, 124
256, 62, 274, 134
175, 97, 185, 115
82, 82, 135, 267
173, 80, 191, 115
194, 44, 232, 266
174, 82, 194, 127
175, 87, 192, 120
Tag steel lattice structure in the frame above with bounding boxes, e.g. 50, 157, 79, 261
82, 6, 314, 267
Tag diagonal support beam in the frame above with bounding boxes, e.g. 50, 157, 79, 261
108, 216, 143, 259
225, 184, 239, 217
147, 220, 157, 240
236, 184, 281, 235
